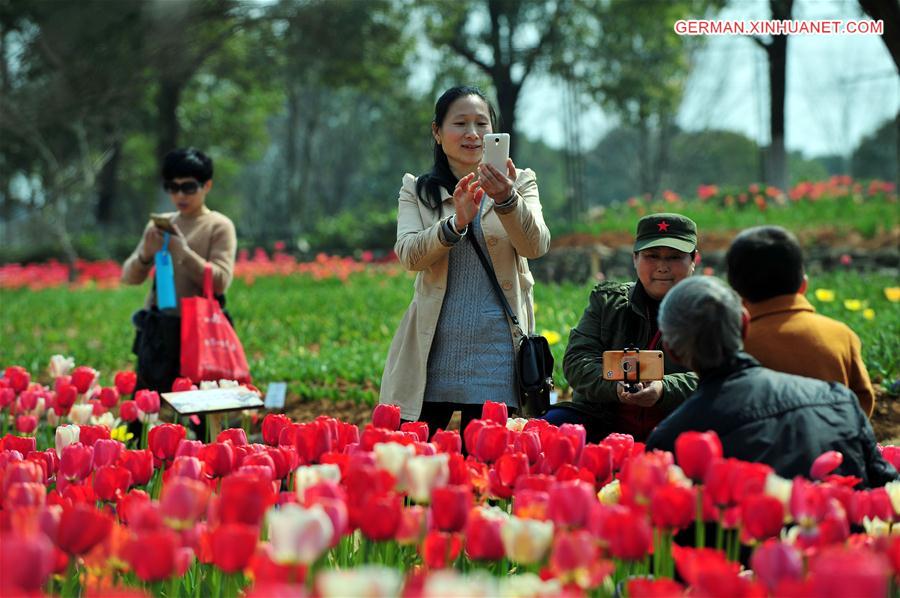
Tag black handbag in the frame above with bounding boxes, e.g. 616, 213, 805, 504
467, 232, 554, 417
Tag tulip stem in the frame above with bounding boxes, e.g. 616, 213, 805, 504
694, 486, 705, 548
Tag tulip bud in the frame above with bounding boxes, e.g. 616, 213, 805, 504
55, 425, 80, 457
372, 404, 401, 431
267, 503, 334, 565
113, 371, 137, 395
405, 453, 449, 504
500, 516, 553, 564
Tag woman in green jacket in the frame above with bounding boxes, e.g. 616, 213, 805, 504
542, 213, 699, 442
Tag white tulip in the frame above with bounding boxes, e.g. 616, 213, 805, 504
500, 516, 553, 565
48, 355, 75, 378
597, 479, 621, 505
199, 381, 219, 390
506, 418, 528, 432
68, 403, 93, 426
317, 566, 402, 598
374, 442, 415, 487
764, 472, 793, 508
885, 481, 900, 516
405, 453, 449, 504
423, 571, 498, 597
267, 504, 334, 565
91, 412, 117, 430
55, 424, 80, 457
295, 463, 342, 501
499, 572, 562, 597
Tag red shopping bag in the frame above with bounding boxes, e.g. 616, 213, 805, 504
180, 264, 251, 384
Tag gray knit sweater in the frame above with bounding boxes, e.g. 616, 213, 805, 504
423, 208, 517, 407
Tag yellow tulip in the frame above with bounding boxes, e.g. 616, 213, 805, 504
541, 330, 562, 346
863, 308, 875, 321
844, 299, 863, 311
886, 287, 900, 302
110, 425, 134, 443
814, 289, 835, 302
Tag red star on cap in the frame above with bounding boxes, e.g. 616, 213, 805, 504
657, 221, 670, 232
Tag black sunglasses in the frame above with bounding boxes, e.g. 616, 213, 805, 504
163, 180, 202, 195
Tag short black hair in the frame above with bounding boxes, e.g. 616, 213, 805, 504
726, 225, 804, 303
161, 147, 213, 183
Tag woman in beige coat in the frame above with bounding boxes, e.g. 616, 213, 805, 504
379, 86, 551, 437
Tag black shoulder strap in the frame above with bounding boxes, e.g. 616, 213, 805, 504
467, 234, 522, 333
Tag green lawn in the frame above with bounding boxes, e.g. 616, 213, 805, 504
2, 268, 897, 404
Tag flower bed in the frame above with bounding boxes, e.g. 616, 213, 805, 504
3, 361, 900, 596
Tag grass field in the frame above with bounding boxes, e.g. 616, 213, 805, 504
2, 268, 897, 404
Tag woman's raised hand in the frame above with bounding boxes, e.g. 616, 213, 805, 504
477, 158, 517, 202
452, 173, 484, 229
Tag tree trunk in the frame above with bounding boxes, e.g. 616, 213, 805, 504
156, 77, 182, 170
495, 73, 518, 159
95, 138, 121, 225
765, 0, 792, 192
858, 0, 900, 73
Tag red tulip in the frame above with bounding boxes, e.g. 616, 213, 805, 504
481, 401, 508, 425
78, 424, 110, 447
465, 507, 506, 561
160, 477, 210, 529
53, 385, 77, 417
547, 480, 595, 529
3, 460, 43, 494
1, 433, 36, 455
579, 444, 613, 485
358, 492, 403, 541
512, 430, 541, 465
400, 421, 429, 443
0, 532, 54, 593
672, 545, 740, 588
599, 433, 635, 471
619, 451, 671, 507
97, 387, 119, 409
15, 415, 37, 434
135, 389, 161, 414
93, 465, 133, 501
210, 523, 259, 573
549, 529, 600, 581
118, 449, 154, 486
810, 450, 843, 481
420, 531, 463, 568
5, 482, 46, 509
262, 414, 291, 446
119, 400, 138, 422
217, 473, 277, 527
56, 504, 113, 554
809, 545, 889, 598
114, 371, 137, 395
750, 539, 803, 592
431, 485, 471, 533
432, 429, 462, 454
544, 431, 578, 473
60, 443, 93, 482
200, 442, 236, 478
512, 489, 549, 520
594, 505, 653, 561
742, 495, 785, 542
0, 387, 15, 409
117, 489, 151, 525
473, 421, 509, 463
217, 428, 248, 446
171, 377, 194, 392
880, 446, 900, 471
92, 439, 124, 469
650, 483, 696, 531
148, 424, 186, 464
168, 456, 204, 480
372, 404, 401, 431
125, 528, 179, 581
70, 366, 98, 394
627, 578, 685, 598
4, 366, 30, 393
674, 430, 722, 481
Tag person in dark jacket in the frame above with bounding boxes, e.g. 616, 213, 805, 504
542, 213, 699, 442
645, 276, 897, 487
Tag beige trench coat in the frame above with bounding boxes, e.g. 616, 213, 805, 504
379, 169, 551, 421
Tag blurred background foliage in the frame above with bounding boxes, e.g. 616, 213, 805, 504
0, 0, 897, 263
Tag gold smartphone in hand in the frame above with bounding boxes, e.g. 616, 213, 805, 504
150, 213, 176, 234
602, 350, 664, 382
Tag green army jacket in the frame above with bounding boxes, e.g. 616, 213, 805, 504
561, 280, 698, 416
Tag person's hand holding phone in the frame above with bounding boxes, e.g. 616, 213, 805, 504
478, 158, 517, 202
165, 222, 188, 256
452, 172, 484, 230
141, 225, 165, 260
616, 380, 664, 407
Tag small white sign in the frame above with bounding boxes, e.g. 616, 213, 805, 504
264, 382, 287, 409
161, 386, 263, 415
549, 390, 559, 405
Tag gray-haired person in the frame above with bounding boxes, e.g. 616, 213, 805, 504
645, 276, 896, 487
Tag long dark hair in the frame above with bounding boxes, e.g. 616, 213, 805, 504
415, 86, 498, 211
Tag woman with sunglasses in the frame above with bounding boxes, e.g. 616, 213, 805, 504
121, 147, 237, 394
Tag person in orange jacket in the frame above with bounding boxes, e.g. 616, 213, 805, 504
726, 225, 875, 416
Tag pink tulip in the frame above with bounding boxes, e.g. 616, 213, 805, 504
810, 450, 843, 480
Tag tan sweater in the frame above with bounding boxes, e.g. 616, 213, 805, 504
121, 206, 237, 311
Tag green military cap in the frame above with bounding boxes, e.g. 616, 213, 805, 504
633, 213, 698, 253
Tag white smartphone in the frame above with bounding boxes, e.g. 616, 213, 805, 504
482, 133, 510, 173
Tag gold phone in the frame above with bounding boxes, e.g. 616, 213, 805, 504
150, 213, 176, 234
602, 350, 664, 382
